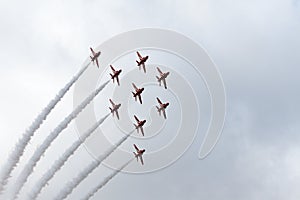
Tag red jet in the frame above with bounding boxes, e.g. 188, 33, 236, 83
133, 115, 146, 136
90, 47, 101, 68
110, 65, 122, 86
132, 83, 144, 104
156, 97, 170, 119
109, 99, 121, 120
156, 67, 170, 89
136, 51, 149, 73
133, 144, 146, 165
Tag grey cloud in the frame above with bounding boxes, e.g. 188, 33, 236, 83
0, 0, 300, 200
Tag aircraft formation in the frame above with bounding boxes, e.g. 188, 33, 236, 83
90, 48, 171, 166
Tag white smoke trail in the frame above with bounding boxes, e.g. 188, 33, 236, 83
11, 80, 110, 199
0, 63, 90, 193
81, 158, 134, 200
54, 130, 135, 200
28, 113, 110, 200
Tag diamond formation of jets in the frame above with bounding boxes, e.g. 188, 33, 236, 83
131, 83, 144, 104
110, 65, 122, 86
156, 97, 170, 119
92, 48, 173, 166
156, 67, 170, 89
109, 99, 121, 120
133, 115, 146, 136
133, 144, 146, 165
136, 51, 149, 73
90, 47, 101, 68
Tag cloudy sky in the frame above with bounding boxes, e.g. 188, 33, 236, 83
0, 0, 300, 199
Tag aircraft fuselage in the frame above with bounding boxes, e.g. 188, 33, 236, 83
133, 88, 144, 97
92, 52, 101, 61
138, 120, 146, 127
137, 56, 148, 66
158, 72, 170, 81
111, 70, 122, 79
111, 104, 121, 112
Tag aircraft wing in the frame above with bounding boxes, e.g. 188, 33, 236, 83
156, 97, 162, 104
142, 64, 146, 73
116, 76, 120, 86
139, 155, 144, 165
95, 58, 99, 68
90, 47, 96, 56
134, 144, 139, 152
136, 51, 142, 59
163, 79, 167, 89
110, 65, 116, 72
157, 67, 163, 75
115, 110, 120, 120
162, 109, 167, 119
138, 94, 143, 104
134, 115, 140, 123
140, 126, 144, 136
132, 83, 138, 90
109, 99, 115, 106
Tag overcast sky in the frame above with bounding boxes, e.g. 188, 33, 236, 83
0, 0, 300, 199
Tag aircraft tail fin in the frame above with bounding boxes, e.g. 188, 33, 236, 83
134, 124, 139, 133
109, 107, 113, 116
132, 92, 137, 101
133, 152, 138, 161
156, 106, 161, 115
156, 76, 161, 86
110, 73, 114, 82
136, 60, 139, 65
